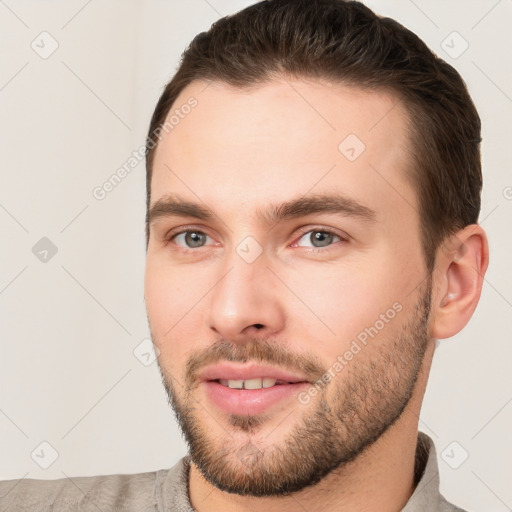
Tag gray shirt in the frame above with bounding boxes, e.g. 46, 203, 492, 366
0, 432, 467, 511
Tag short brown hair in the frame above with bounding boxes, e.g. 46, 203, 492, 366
145, 0, 482, 271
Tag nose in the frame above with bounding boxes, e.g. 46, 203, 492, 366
207, 251, 286, 342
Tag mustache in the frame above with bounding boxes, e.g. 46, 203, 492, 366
185, 338, 326, 389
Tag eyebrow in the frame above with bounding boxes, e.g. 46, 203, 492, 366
147, 192, 377, 227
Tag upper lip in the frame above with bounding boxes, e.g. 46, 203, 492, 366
199, 363, 311, 383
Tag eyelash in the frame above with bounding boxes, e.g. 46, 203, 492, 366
164, 226, 348, 254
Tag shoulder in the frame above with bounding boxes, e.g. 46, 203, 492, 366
438, 494, 472, 512
0, 468, 169, 512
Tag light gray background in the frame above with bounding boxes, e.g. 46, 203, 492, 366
0, 1, 511, 510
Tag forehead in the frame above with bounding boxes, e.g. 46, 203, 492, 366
150, 77, 417, 226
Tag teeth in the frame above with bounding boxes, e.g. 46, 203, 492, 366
218, 378, 279, 389
242, 378, 262, 389
227, 379, 244, 389
262, 378, 277, 388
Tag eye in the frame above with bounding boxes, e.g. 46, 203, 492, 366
165, 227, 347, 253
293, 229, 345, 251
168, 229, 215, 250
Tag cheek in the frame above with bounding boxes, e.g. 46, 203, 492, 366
145, 256, 216, 372
278, 258, 412, 362
144, 257, 190, 343
280, 262, 390, 333
145, 266, 189, 379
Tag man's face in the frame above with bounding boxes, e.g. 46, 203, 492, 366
144, 78, 433, 496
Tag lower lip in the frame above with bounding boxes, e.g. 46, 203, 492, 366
202, 380, 310, 416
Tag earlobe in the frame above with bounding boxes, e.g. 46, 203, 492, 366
431, 225, 489, 340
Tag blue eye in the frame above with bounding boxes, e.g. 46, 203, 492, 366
166, 227, 346, 254
295, 230, 342, 250
171, 230, 212, 249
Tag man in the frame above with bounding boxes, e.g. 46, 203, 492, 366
0, 0, 489, 510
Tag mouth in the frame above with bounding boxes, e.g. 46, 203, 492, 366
214, 378, 303, 389
198, 361, 311, 385
198, 363, 312, 416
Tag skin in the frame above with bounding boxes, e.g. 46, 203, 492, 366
144, 77, 489, 511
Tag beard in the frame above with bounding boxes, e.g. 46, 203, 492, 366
153, 277, 432, 497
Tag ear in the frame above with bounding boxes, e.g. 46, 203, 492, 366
430, 224, 489, 339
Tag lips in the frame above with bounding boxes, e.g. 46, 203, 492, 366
198, 362, 311, 384
198, 362, 312, 416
